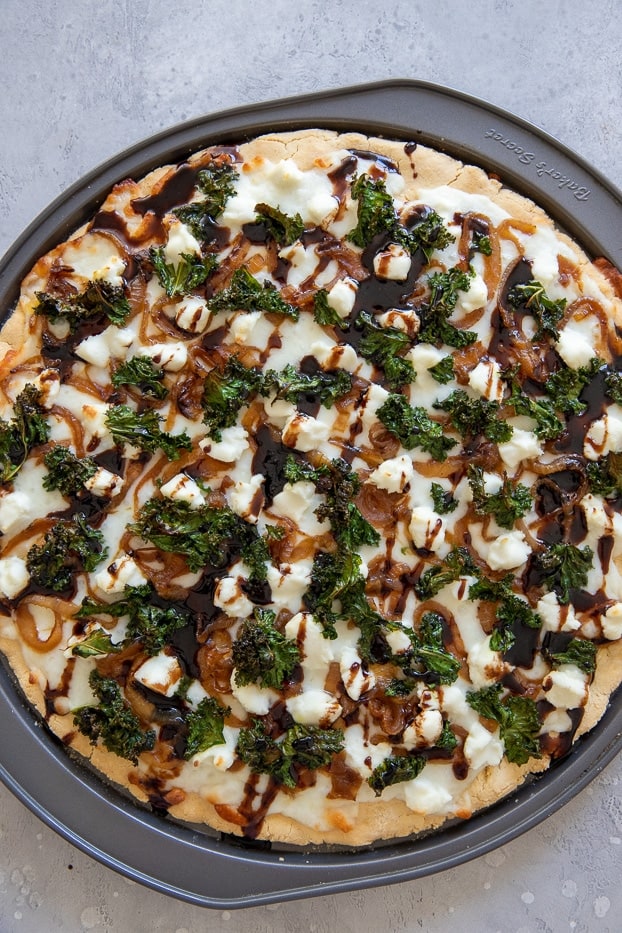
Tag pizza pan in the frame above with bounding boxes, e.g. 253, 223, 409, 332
1, 79, 622, 908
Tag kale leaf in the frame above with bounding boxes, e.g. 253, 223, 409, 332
531, 542, 594, 604
435, 389, 512, 443
368, 753, 426, 796
73, 670, 156, 763
356, 311, 416, 390
467, 684, 541, 765
43, 446, 98, 497
417, 267, 477, 348
507, 279, 566, 341
586, 452, 622, 498
183, 697, 230, 759
313, 288, 343, 327
428, 355, 455, 384
150, 247, 217, 298
201, 356, 264, 440
254, 202, 304, 246
399, 611, 460, 685
261, 364, 352, 407
467, 464, 532, 529
232, 608, 301, 688
414, 547, 478, 600
377, 392, 456, 461
208, 267, 298, 319
347, 174, 398, 249
504, 369, 564, 441
34, 280, 130, 331
173, 161, 238, 237
105, 405, 192, 460
111, 356, 168, 399
0, 384, 50, 484
26, 513, 108, 592
71, 630, 120, 658
236, 720, 344, 787
430, 482, 458, 515
544, 358, 602, 415
545, 637, 597, 674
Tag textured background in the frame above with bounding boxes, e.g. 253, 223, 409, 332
1, 1, 622, 930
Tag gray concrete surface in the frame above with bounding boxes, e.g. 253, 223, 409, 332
1, 1, 621, 930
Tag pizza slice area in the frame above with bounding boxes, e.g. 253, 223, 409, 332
1, 130, 622, 845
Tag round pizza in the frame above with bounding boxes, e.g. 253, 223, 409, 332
1, 129, 622, 847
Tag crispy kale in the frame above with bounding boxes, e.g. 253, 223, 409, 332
604, 369, 622, 404
347, 174, 453, 259
34, 280, 130, 331
232, 608, 301, 688
414, 547, 478, 600
504, 369, 564, 441
368, 753, 426, 796
586, 452, 622, 498
71, 630, 120, 658
356, 311, 416, 390
173, 161, 238, 237
201, 356, 263, 440
0, 384, 50, 484
347, 174, 399, 248
468, 573, 542, 652
417, 267, 477, 349
130, 497, 270, 579
254, 202, 304, 245
467, 464, 532, 529
377, 392, 456, 462
472, 231, 492, 255
236, 720, 344, 787
261, 364, 352, 407
430, 482, 458, 515
436, 721, 458, 750
507, 279, 566, 341
150, 247, 217, 298
545, 637, 597, 675
313, 288, 343, 327
544, 358, 602, 415
105, 405, 192, 460
42, 446, 98, 496
77, 585, 187, 655
466, 684, 541, 765
111, 356, 168, 399
208, 267, 298, 320
183, 697, 230, 759
435, 389, 512, 443
73, 670, 155, 763
399, 611, 460, 685
531, 542, 594, 604
428, 355, 455, 384
26, 513, 108, 592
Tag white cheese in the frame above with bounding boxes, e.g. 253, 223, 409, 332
199, 424, 249, 461
498, 425, 543, 472
467, 636, 504, 688
230, 675, 278, 716
285, 690, 342, 726
544, 665, 588, 709
0, 556, 30, 599
160, 473, 206, 509
267, 562, 312, 609
94, 555, 147, 595
281, 411, 330, 452
373, 243, 411, 281
474, 528, 530, 571
0, 489, 31, 534
464, 721, 504, 770
603, 602, 622, 640
310, 338, 359, 372
227, 474, 264, 524
468, 359, 503, 402
409, 506, 446, 552
556, 325, 597, 369
536, 592, 581, 634
270, 482, 330, 536
163, 220, 201, 263
84, 466, 123, 499
173, 296, 210, 334
385, 628, 412, 654
403, 775, 453, 814
459, 272, 487, 312
359, 383, 390, 430
228, 310, 262, 345
327, 279, 357, 318
584, 405, 622, 460
75, 325, 134, 367
402, 709, 443, 748
376, 307, 420, 334
134, 653, 183, 697
213, 576, 253, 619
33, 368, 61, 407
368, 454, 414, 493
339, 644, 375, 700
142, 342, 188, 372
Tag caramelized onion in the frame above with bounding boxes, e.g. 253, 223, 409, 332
14, 594, 72, 653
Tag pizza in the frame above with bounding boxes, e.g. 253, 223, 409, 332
1, 128, 622, 848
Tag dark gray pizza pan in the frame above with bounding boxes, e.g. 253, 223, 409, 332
1, 79, 621, 908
